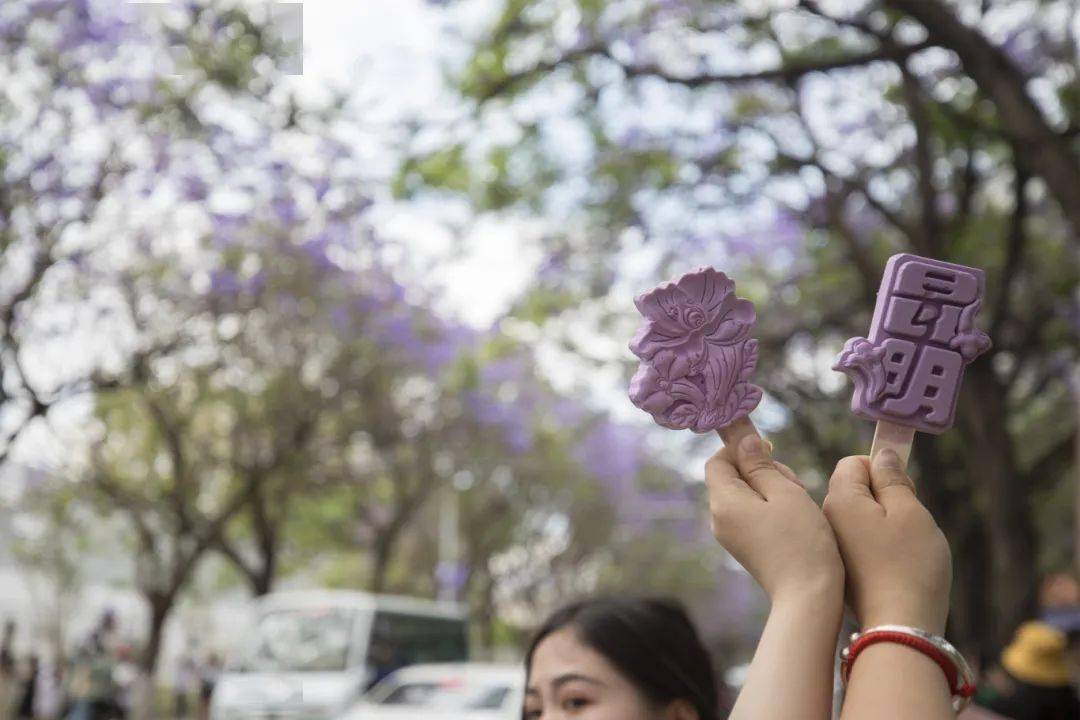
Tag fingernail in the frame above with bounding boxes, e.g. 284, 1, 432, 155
740, 435, 762, 455
764, 439, 774, 454
875, 449, 900, 468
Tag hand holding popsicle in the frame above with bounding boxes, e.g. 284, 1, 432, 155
627, 266, 842, 597
627, 268, 844, 720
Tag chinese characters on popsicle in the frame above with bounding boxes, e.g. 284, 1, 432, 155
834, 254, 992, 434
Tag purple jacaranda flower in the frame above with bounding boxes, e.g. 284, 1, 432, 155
301, 233, 337, 271
552, 398, 586, 427
276, 292, 302, 317
28, 0, 67, 17
272, 196, 298, 225
180, 174, 209, 202
85, 78, 125, 107
574, 420, 646, 489
330, 305, 351, 332
536, 247, 570, 284
615, 127, 649, 150
312, 177, 331, 201
420, 338, 460, 374
434, 561, 470, 593
845, 197, 885, 236
1000, 26, 1049, 76
504, 424, 534, 454
726, 210, 805, 258
374, 314, 419, 353
480, 356, 527, 385
209, 269, 241, 295
209, 212, 247, 247
805, 194, 830, 227
246, 270, 267, 295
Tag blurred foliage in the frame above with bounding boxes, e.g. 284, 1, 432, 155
407, 0, 1080, 661
1, 0, 730, 676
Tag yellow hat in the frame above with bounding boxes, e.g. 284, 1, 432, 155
1001, 621, 1073, 687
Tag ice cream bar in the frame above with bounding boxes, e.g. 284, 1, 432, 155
628, 267, 762, 445
834, 254, 991, 446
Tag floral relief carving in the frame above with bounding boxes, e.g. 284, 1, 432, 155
629, 267, 762, 433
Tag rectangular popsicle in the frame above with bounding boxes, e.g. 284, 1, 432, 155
833, 253, 991, 437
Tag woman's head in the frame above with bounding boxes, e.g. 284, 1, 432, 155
523, 597, 718, 720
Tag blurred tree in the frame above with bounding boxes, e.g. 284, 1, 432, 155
0, 0, 371, 673
411, 0, 1080, 659
0, 0, 302, 464
8, 474, 96, 662
1, 0, 726, 678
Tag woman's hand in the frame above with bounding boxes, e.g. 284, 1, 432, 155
823, 450, 952, 635
709, 435, 844, 720
706, 435, 844, 604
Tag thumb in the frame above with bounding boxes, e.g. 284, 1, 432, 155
870, 449, 916, 506
735, 435, 789, 498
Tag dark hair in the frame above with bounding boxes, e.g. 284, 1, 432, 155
524, 597, 719, 720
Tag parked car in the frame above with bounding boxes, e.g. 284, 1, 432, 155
338, 663, 524, 720
211, 590, 468, 720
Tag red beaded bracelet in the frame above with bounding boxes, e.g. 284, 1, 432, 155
840, 626, 976, 712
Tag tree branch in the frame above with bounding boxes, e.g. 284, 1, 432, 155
992, 160, 1029, 338
474, 38, 933, 102
883, 0, 1080, 240
900, 64, 940, 256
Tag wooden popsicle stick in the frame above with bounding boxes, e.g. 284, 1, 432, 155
870, 420, 915, 469
716, 415, 761, 451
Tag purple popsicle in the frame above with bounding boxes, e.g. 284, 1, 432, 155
833, 253, 991, 463
628, 267, 763, 446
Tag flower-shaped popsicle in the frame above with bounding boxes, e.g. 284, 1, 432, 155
628, 267, 763, 446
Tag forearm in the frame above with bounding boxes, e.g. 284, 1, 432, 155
730, 584, 843, 720
840, 643, 953, 720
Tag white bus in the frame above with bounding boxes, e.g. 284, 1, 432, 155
210, 590, 468, 720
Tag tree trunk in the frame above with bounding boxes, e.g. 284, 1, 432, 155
476, 573, 497, 658
252, 555, 276, 596
912, 437, 989, 659
951, 516, 992, 666
958, 361, 1038, 654
370, 535, 393, 593
251, 488, 278, 596
140, 591, 173, 675
883, 0, 1080, 239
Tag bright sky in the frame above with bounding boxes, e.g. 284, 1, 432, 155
286, 0, 541, 328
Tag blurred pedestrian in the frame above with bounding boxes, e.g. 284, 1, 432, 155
173, 655, 195, 719
33, 656, 63, 720
1, 621, 19, 720
975, 621, 1080, 720
16, 656, 38, 720
65, 612, 121, 720
196, 654, 221, 720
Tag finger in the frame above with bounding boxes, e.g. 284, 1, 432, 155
870, 449, 917, 509
705, 450, 764, 502
827, 456, 875, 501
734, 435, 791, 499
773, 461, 803, 487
